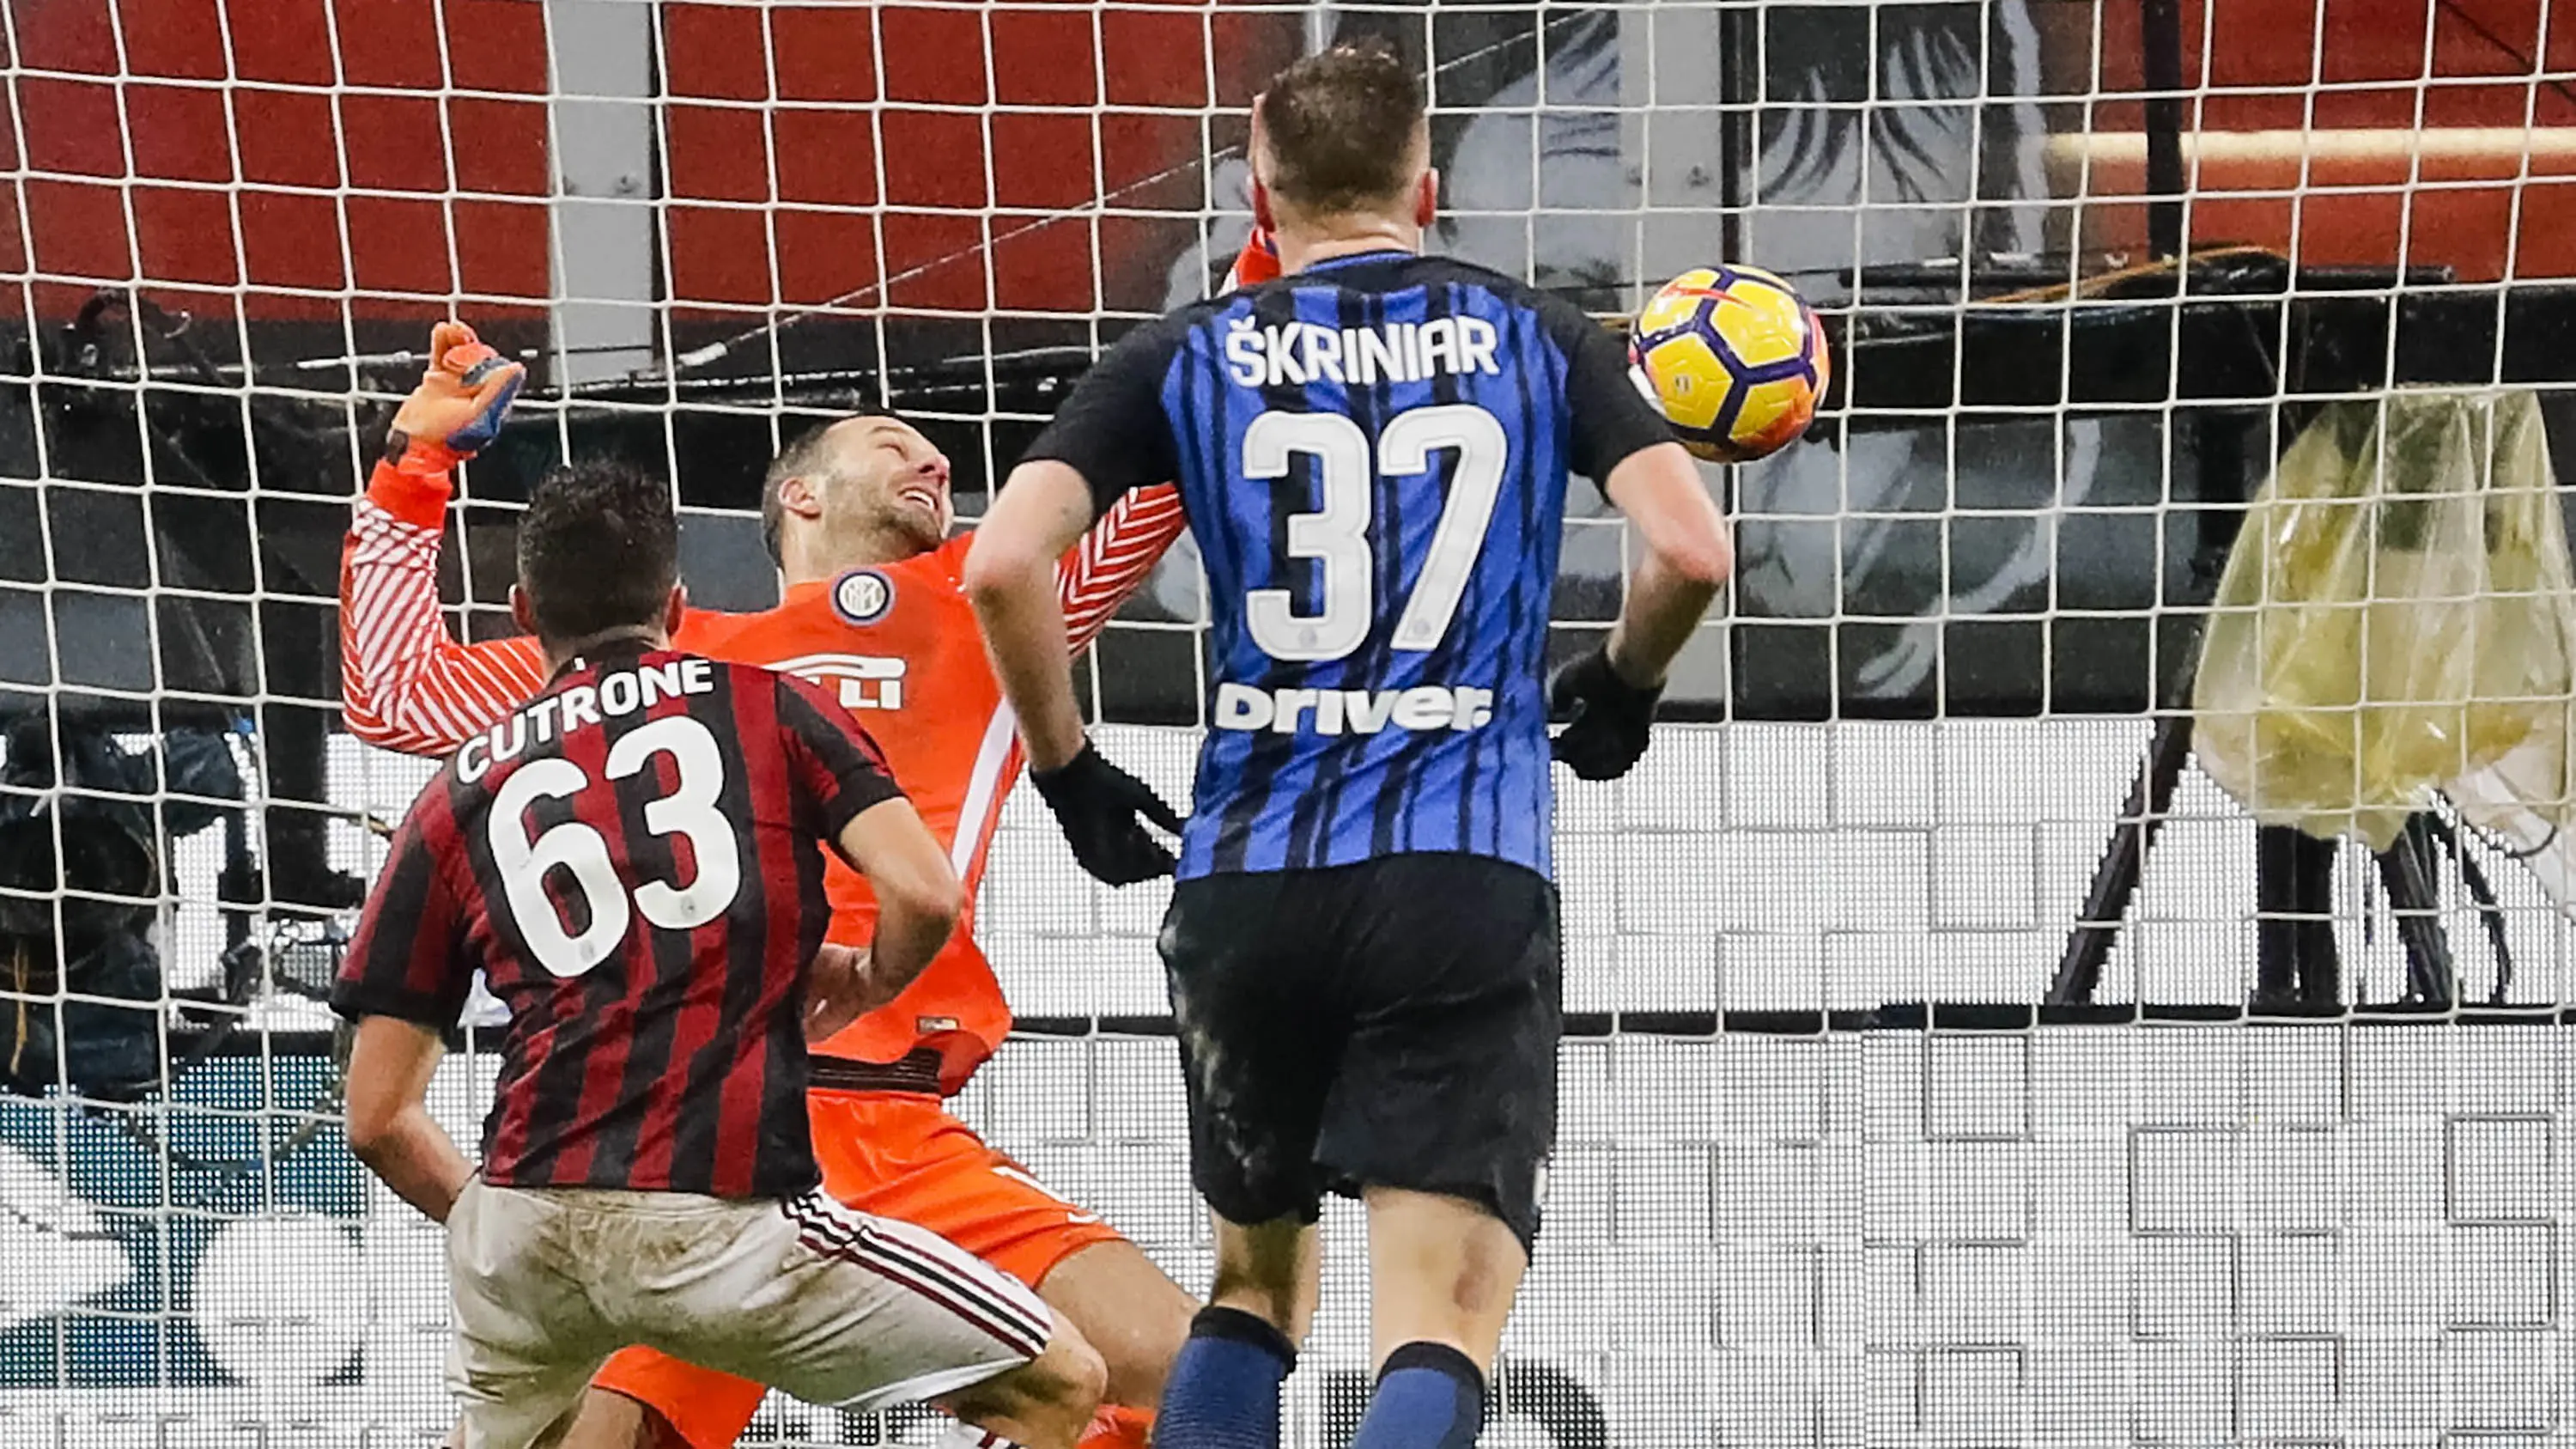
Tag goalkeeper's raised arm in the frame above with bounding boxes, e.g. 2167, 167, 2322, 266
337, 321, 550, 756
339, 320, 1194, 762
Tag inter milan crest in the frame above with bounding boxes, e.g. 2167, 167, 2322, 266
831, 569, 893, 625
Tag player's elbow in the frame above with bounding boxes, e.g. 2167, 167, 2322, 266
1606, 445, 1734, 591
339, 681, 426, 753
346, 691, 473, 758
961, 529, 1048, 612
344, 1123, 393, 1170
340, 708, 399, 752
878, 858, 964, 946
1648, 521, 1734, 591
915, 874, 965, 941
966, 462, 1096, 611
884, 882, 963, 960
343, 1087, 406, 1166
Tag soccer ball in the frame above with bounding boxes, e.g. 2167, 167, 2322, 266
1629, 265, 1830, 463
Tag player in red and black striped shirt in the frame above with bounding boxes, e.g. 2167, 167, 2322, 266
335, 460, 1108, 1449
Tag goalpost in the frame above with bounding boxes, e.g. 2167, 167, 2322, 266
3, 1, 2574, 1445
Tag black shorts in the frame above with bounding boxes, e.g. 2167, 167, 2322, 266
1156, 853, 1561, 1250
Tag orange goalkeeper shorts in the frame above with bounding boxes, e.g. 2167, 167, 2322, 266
591, 1087, 1124, 1449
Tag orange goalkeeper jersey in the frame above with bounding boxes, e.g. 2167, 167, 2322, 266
339, 469, 1186, 1092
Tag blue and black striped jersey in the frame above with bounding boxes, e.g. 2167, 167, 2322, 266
1024, 251, 1674, 881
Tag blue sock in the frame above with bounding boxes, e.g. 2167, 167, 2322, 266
1349, 1342, 1485, 1449
1153, 1306, 1297, 1449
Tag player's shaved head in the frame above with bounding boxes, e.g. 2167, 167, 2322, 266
515, 459, 679, 648
1255, 40, 1428, 221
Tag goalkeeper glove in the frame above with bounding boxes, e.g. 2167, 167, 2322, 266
384, 320, 525, 475
1030, 742, 1185, 886
1548, 645, 1663, 781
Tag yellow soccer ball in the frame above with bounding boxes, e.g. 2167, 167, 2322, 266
1629, 265, 1829, 463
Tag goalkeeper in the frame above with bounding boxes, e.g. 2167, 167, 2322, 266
336, 236, 1272, 1449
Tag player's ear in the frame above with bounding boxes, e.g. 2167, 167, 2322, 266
1413, 167, 1438, 228
507, 583, 537, 637
662, 583, 687, 636
778, 472, 825, 525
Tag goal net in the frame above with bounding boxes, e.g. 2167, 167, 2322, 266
4, 0, 2575, 1445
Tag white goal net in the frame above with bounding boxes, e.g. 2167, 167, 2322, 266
3, 0, 2575, 1446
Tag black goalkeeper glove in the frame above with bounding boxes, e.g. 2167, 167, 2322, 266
1548, 645, 1664, 781
1030, 741, 1186, 886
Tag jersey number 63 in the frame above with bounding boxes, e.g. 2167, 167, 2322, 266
489, 715, 741, 977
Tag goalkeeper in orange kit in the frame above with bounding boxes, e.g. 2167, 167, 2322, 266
340, 229, 1277, 1449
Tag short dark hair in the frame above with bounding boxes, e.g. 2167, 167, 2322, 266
514, 459, 678, 646
1256, 40, 1426, 218
761, 411, 895, 565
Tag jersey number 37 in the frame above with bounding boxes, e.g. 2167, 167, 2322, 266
1245, 403, 1506, 662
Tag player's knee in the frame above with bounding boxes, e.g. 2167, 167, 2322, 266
1034, 1241, 1196, 1409
1072, 1305, 1187, 1414
945, 1321, 1108, 1432
1032, 1323, 1110, 1420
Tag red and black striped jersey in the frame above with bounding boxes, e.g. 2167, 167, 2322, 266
333, 643, 904, 1200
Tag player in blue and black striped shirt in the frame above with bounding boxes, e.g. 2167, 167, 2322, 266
966, 41, 1730, 1449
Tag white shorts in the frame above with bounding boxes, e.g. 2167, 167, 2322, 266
444, 1177, 1054, 1449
